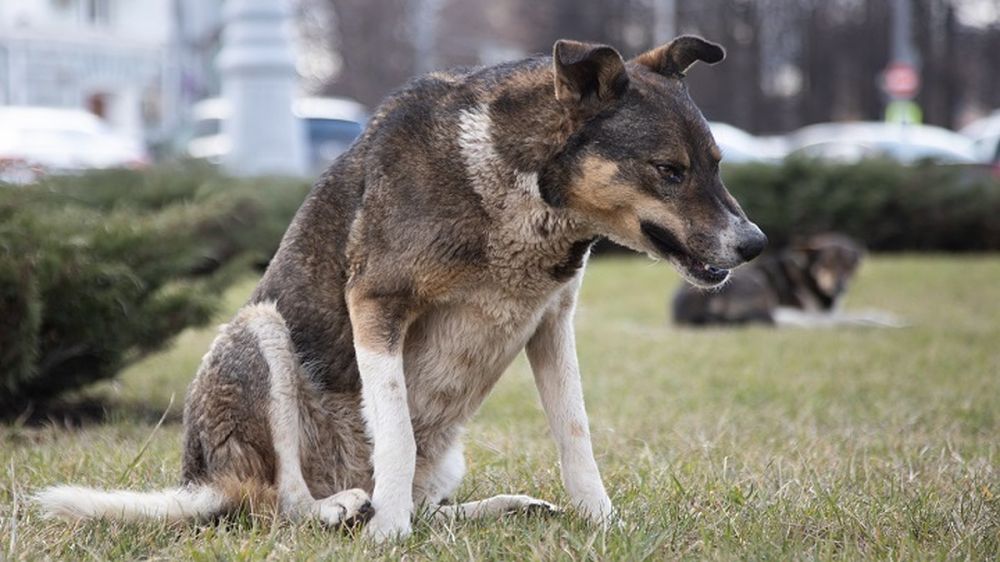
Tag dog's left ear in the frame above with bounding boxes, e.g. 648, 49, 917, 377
552, 39, 629, 109
632, 35, 725, 77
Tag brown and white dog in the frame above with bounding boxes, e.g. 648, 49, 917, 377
673, 233, 904, 327
37, 36, 766, 541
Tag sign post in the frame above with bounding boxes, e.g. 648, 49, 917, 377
884, 0, 922, 125
882, 62, 920, 100
882, 61, 922, 125
217, 0, 307, 177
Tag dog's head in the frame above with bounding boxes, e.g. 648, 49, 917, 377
792, 233, 865, 301
542, 36, 766, 288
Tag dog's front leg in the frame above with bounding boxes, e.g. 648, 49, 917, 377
526, 297, 614, 525
349, 293, 416, 542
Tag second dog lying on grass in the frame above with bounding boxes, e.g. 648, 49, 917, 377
673, 233, 905, 328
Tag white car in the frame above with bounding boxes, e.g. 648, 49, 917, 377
959, 110, 1000, 164
708, 122, 787, 164
785, 122, 978, 164
0, 106, 149, 184
185, 97, 368, 175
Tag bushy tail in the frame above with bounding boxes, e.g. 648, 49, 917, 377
35, 484, 231, 523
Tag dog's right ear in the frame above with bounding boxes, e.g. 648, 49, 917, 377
633, 36, 725, 77
552, 40, 628, 111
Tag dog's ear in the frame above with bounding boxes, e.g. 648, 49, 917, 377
552, 39, 628, 109
632, 35, 725, 77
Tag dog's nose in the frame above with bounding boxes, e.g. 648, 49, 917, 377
737, 226, 767, 262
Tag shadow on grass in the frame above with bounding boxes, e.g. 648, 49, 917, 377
2, 395, 182, 428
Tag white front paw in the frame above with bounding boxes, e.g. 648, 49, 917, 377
578, 496, 616, 526
363, 510, 412, 542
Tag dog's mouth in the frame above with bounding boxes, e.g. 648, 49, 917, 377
640, 221, 730, 288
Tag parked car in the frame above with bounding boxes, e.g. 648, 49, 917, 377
785, 121, 978, 164
708, 122, 787, 164
959, 110, 1000, 165
184, 97, 368, 175
0, 106, 148, 184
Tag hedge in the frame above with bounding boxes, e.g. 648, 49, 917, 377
0, 164, 309, 412
2, 158, 997, 411
723, 158, 1000, 252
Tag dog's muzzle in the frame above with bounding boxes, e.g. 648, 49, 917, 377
640, 221, 731, 287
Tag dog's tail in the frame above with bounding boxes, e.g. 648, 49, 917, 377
34, 480, 252, 523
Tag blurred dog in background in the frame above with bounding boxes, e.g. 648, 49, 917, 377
672, 233, 904, 327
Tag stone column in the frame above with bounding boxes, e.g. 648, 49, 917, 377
217, 0, 306, 176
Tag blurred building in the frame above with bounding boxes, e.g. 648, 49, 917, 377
0, 0, 169, 139
0, 0, 224, 142
169, 0, 225, 133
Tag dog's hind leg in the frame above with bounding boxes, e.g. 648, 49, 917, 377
414, 439, 465, 507
36, 303, 372, 526
419, 441, 559, 522
432, 496, 560, 521
246, 303, 372, 526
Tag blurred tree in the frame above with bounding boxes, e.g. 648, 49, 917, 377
320, 0, 417, 107
311, 0, 1000, 131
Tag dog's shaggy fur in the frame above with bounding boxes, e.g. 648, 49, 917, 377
37, 36, 765, 541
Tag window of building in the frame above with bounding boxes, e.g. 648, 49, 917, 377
85, 0, 112, 26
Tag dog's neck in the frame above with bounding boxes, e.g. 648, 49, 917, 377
455, 64, 604, 249
455, 71, 597, 256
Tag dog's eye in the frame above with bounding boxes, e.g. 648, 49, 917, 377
654, 163, 686, 185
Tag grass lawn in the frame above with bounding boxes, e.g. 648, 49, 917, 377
2, 255, 998, 560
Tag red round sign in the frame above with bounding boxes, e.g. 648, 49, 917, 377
882, 62, 920, 99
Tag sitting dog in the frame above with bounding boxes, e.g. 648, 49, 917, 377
37, 36, 766, 541
673, 233, 903, 327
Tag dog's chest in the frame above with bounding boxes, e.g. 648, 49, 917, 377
402, 289, 553, 431
396, 177, 587, 433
